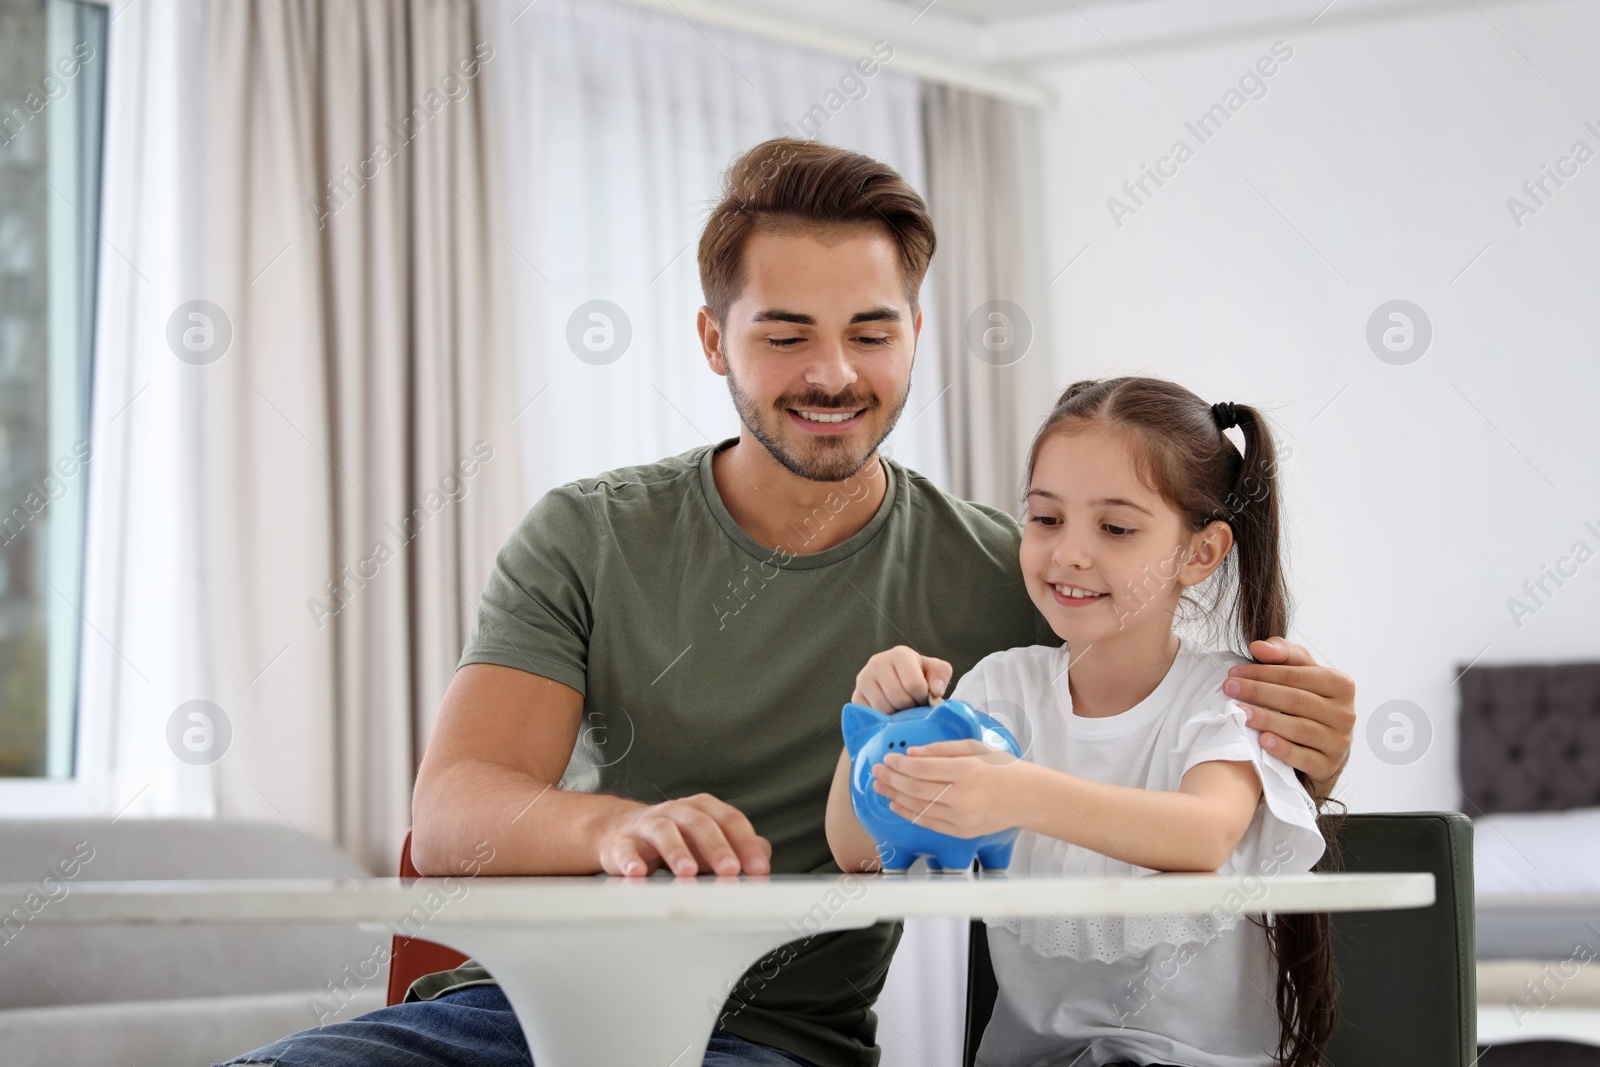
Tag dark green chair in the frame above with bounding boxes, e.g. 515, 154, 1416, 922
962, 812, 1476, 1066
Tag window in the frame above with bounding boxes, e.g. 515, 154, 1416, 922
0, 0, 107, 781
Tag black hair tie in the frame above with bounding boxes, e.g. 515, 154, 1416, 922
1211, 401, 1240, 431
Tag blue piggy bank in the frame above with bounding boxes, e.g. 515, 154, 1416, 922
843, 698, 1023, 873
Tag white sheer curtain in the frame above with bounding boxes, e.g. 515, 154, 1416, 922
78, 0, 215, 820
485, 1, 961, 1063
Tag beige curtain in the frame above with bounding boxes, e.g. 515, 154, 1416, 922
201, 0, 522, 874
923, 85, 1056, 515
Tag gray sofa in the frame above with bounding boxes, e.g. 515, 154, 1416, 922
0, 818, 387, 1067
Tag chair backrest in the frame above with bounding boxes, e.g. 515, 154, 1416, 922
962, 812, 1476, 1067
384, 830, 470, 1006
1321, 811, 1476, 1065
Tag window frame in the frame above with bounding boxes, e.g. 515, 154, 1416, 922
0, 0, 111, 814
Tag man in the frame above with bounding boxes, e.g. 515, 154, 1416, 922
220, 138, 1355, 1067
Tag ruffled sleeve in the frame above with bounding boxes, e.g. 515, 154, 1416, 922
1173, 696, 1326, 879
990, 693, 1328, 963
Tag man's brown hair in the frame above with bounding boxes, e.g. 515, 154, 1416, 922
697, 137, 936, 324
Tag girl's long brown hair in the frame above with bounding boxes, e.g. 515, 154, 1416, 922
1026, 377, 1343, 1067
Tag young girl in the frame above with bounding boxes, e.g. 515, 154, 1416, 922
826, 377, 1337, 1067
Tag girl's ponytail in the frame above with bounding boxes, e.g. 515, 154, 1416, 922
1218, 403, 1288, 652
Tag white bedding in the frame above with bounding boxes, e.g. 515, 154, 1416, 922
1465, 721, 1600, 1050
1475, 808, 1600, 897
1478, 1004, 1600, 1047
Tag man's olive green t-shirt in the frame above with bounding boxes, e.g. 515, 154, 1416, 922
410, 437, 1058, 1067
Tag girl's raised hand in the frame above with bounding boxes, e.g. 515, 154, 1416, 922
852, 645, 953, 714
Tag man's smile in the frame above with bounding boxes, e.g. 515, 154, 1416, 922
788, 406, 866, 434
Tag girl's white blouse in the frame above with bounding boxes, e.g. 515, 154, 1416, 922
952, 638, 1328, 1067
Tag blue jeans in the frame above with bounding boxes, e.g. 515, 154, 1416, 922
216, 984, 815, 1066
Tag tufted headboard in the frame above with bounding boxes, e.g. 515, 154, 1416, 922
1457, 660, 1600, 814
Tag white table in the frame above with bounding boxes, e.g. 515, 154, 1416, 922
15, 870, 1433, 1066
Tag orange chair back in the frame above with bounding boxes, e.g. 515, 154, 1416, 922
385, 830, 471, 1006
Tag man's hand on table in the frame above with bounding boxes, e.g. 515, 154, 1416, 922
599, 793, 773, 878
1225, 637, 1356, 802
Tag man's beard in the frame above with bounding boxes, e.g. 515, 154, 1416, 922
724, 357, 911, 483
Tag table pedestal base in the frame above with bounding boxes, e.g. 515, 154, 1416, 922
427, 919, 870, 1067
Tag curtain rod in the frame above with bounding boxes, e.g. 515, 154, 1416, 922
611, 0, 1056, 107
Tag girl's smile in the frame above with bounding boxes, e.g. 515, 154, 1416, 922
1048, 583, 1109, 607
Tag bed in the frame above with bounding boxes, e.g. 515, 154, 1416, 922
1458, 659, 1600, 1066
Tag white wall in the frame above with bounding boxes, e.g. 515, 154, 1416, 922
1025, 0, 1600, 813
